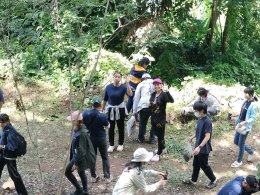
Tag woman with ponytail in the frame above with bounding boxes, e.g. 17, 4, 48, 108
231, 86, 259, 168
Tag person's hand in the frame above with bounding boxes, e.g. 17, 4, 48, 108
72, 164, 78, 171
157, 172, 166, 177
125, 75, 131, 84
240, 121, 246, 126
0, 145, 4, 150
193, 146, 200, 156
159, 178, 167, 186
162, 84, 169, 92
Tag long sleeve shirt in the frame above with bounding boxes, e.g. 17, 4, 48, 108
132, 79, 154, 113
113, 168, 160, 195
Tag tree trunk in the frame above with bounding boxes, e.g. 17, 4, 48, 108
221, 0, 235, 53
204, 0, 221, 47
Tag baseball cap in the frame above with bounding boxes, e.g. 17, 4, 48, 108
153, 78, 162, 84
141, 73, 151, 79
131, 148, 153, 162
245, 175, 258, 189
91, 96, 102, 105
0, 113, 10, 123
66, 111, 83, 121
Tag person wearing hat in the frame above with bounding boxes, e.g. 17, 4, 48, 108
126, 57, 150, 113
181, 87, 221, 120
102, 72, 132, 153
0, 113, 28, 195
218, 175, 259, 195
132, 73, 155, 144
65, 111, 95, 195
113, 148, 167, 195
0, 88, 4, 111
149, 78, 174, 162
82, 96, 111, 183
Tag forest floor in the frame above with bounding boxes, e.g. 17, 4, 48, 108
0, 79, 259, 195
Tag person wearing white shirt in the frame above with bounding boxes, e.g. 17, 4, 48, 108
132, 74, 155, 143
113, 148, 167, 195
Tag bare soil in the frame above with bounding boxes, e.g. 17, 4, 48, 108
0, 81, 259, 195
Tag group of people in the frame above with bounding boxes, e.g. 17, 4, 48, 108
0, 56, 259, 195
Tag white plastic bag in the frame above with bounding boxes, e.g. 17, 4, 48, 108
182, 142, 193, 162
126, 116, 136, 137
235, 124, 247, 135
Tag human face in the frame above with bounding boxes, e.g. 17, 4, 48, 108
154, 83, 162, 93
0, 121, 8, 128
244, 93, 251, 100
114, 73, 122, 84
194, 110, 203, 118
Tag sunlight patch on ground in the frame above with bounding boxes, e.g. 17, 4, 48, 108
244, 164, 258, 172
214, 170, 234, 179
217, 139, 230, 148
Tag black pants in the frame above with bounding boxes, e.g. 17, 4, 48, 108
108, 108, 125, 146
90, 137, 110, 179
65, 159, 88, 191
191, 153, 216, 182
0, 156, 28, 195
138, 108, 155, 142
152, 124, 165, 155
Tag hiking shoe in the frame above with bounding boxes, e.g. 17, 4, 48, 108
206, 179, 217, 189
148, 139, 156, 144
107, 146, 114, 153
90, 176, 100, 183
182, 178, 196, 185
231, 161, 243, 168
151, 154, 160, 162
117, 145, 124, 152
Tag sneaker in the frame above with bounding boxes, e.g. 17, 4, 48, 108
70, 189, 83, 195
90, 176, 100, 183
154, 148, 167, 154
247, 152, 258, 162
231, 161, 243, 168
117, 145, 124, 152
82, 190, 89, 195
107, 146, 114, 153
206, 179, 217, 189
182, 178, 196, 185
148, 139, 156, 144
103, 177, 112, 183
151, 154, 160, 162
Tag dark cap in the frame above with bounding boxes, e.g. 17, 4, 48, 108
245, 175, 258, 189
0, 113, 10, 123
91, 96, 102, 105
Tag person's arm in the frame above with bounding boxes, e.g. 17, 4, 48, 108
133, 84, 141, 114
241, 104, 258, 126
165, 91, 174, 103
193, 133, 210, 155
131, 171, 166, 193
125, 75, 132, 96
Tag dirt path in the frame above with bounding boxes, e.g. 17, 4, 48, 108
0, 81, 259, 195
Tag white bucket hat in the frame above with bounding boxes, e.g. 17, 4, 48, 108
141, 73, 151, 79
131, 148, 153, 162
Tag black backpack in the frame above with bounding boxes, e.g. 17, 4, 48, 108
8, 130, 27, 157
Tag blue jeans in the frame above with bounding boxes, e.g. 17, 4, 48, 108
234, 131, 254, 162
